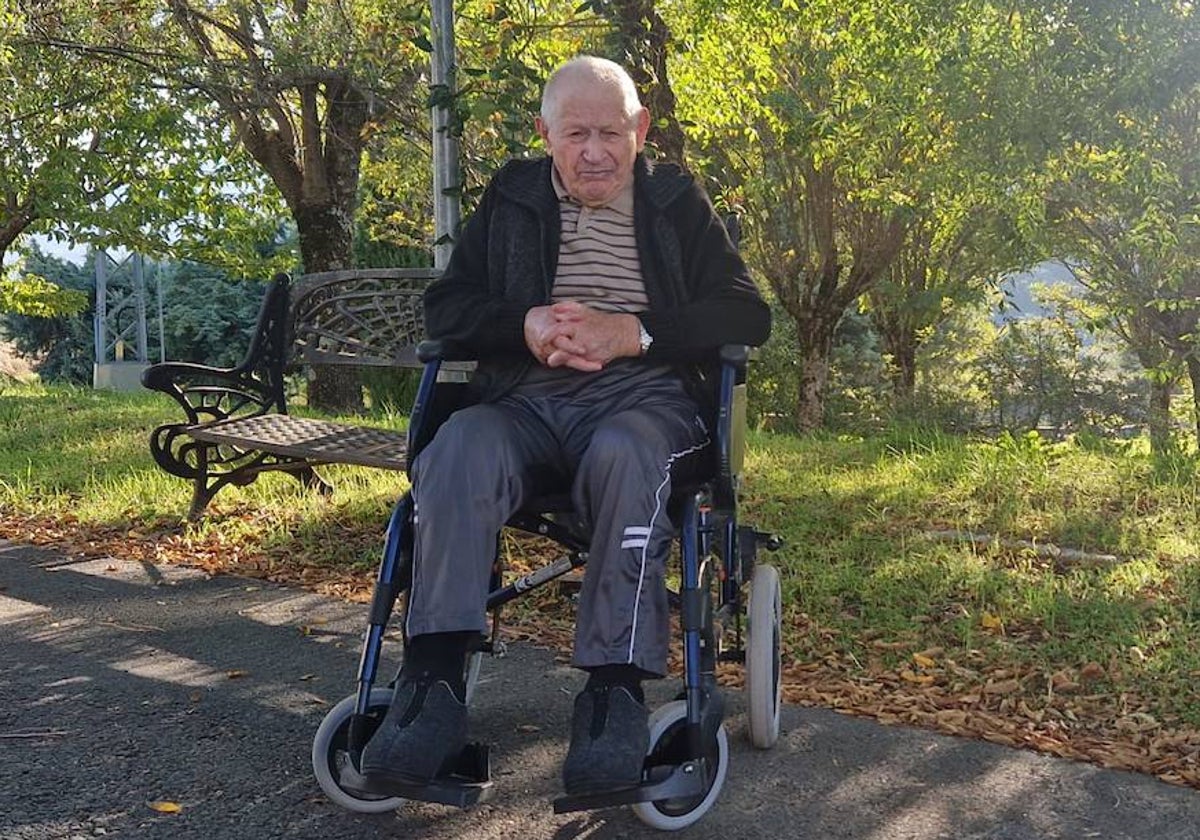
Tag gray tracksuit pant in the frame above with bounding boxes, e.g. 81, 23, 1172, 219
406, 361, 709, 676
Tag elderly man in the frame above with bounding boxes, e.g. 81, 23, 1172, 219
361, 55, 770, 795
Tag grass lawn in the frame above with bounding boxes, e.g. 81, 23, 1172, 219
4, 381, 1200, 786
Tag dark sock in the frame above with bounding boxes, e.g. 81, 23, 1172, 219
584, 664, 646, 704
403, 631, 478, 702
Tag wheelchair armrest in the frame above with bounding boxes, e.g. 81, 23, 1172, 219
417, 339, 477, 363
718, 344, 751, 370
416, 340, 445, 363
713, 344, 755, 508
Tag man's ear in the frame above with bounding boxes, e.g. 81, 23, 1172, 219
634, 107, 651, 150
535, 116, 552, 152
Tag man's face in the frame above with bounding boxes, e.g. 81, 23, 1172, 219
536, 83, 650, 208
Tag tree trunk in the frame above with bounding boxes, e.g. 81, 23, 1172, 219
877, 318, 917, 400
295, 202, 364, 414
1147, 375, 1174, 456
794, 315, 837, 432
892, 338, 917, 400
600, 0, 688, 167
1186, 355, 1200, 447
296, 204, 354, 275
1, 192, 37, 259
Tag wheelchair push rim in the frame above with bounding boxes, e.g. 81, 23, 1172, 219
746, 562, 783, 749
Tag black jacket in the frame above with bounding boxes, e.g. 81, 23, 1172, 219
425, 155, 771, 403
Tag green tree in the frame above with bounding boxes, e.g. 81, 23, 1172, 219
34, 0, 434, 409
864, 199, 1023, 402
157, 263, 267, 367
1037, 1, 1197, 447
0, 246, 94, 383
672, 0, 1038, 431
5, 4, 287, 286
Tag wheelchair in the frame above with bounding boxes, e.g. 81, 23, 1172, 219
312, 341, 782, 831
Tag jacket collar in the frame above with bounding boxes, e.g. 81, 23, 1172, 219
496, 154, 692, 216
550, 165, 635, 215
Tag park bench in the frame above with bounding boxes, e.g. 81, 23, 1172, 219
142, 267, 453, 519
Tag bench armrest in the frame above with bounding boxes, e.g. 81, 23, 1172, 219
141, 361, 280, 426
142, 274, 290, 426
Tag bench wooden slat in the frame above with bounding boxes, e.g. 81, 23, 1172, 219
189, 414, 407, 470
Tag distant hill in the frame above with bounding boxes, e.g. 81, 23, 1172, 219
995, 261, 1082, 323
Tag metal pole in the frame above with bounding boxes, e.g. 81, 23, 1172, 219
133, 253, 149, 363
93, 251, 107, 365
156, 264, 166, 363
430, 0, 461, 270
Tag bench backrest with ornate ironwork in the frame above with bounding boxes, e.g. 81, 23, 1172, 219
285, 268, 441, 372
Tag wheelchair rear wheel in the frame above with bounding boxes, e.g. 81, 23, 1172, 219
746, 563, 782, 748
631, 700, 729, 831
311, 688, 406, 813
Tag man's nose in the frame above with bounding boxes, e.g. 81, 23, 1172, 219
581, 133, 604, 160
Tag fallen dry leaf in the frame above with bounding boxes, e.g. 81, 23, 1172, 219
984, 679, 1022, 695
148, 801, 182, 814
980, 612, 1004, 631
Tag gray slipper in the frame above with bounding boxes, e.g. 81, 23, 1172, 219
360, 677, 467, 784
562, 685, 649, 794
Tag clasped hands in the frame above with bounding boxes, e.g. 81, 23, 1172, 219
524, 301, 642, 372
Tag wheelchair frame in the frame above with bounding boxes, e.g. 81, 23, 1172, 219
313, 340, 780, 828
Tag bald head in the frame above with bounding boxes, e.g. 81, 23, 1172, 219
540, 56, 644, 128
535, 56, 650, 207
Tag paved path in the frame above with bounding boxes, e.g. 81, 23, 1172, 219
3, 539, 1200, 840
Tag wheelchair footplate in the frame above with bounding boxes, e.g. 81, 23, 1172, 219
552, 758, 711, 814
341, 743, 495, 808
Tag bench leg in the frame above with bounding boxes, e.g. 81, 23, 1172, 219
184, 457, 332, 521
294, 466, 334, 496
187, 480, 219, 522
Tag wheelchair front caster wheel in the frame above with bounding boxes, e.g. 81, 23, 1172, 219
631, 700, 729, 831
312, 688, 406, 813
746, 563, 783, 748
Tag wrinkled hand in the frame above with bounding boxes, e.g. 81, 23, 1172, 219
524, 302, 641, 372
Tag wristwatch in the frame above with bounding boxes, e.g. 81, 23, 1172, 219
637, 320, 654, 355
